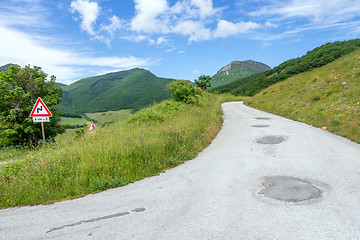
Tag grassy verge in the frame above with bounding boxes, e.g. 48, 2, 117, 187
0, 93, 244, 208
85, 109, 132, 124
60, 116, 89, 126
0, 147, 32, 163
245, 49, 360, 143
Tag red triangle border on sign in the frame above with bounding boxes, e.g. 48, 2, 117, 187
29, 97, 53, 117
87, 121, 97, 132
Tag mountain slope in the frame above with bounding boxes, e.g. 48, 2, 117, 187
245, 49, 360, 143
211, 60, 270, 89
59, 68, 175, 115
212, 39, 360, 96
0, 64, 13, 72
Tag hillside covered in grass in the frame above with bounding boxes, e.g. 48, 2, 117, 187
0, 93, 244, 208
58, 68, 176, 117
213, 39, 360, 96
245, 49, 360, 143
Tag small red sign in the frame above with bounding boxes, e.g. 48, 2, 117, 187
30, 97, 52, 117
87, 121, 97, 132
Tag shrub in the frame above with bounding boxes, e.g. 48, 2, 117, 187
167, 81, 202, 104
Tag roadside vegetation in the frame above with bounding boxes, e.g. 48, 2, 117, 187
0, 91, 245, 208
245, 49, 360, 143
0, 65, 64, 147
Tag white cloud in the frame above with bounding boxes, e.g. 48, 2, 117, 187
70, 0, 100, 36
79, 56, 150, 69
130, 0, 222, 42
166, 47, 176, 53
128, 0, 287, 42
101, 15, 124, 37
149, 37, 167, 45
245, 0, 360, 41
0, 0, 50, 29
122, 35, 167, 45
213, 20, 262, 38
190, 0, 216, 19
250, 0, 360, 23
70, 1, 127, 46
133, 35, 149, 42
172, 20, 211, 42
131, 0, 169, 33
0, 24, 151, 84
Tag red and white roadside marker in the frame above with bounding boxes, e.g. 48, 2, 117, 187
87, 121, 97, 132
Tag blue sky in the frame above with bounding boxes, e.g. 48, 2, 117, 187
0, 0, 359, 84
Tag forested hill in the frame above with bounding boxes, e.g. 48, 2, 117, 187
210, 60, 270, 89
58, 68, 176, 116
212, 39, 360, 96
0, 64, 14, 72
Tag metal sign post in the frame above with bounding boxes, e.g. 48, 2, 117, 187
30, 97, 52, 152
41, 122, 46, 152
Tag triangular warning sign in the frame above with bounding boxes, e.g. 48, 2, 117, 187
87, 121, 97, 132
30, 97, 52, 117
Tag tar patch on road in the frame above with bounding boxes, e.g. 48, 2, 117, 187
132, 207, 146, 212
256, 135, 288, 144
255, 117, 270, 120
259, 176, 323, 202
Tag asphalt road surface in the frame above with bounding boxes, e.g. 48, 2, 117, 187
1, 102, 360, 240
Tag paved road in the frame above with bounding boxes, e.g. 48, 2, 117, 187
1, 102, 360, 240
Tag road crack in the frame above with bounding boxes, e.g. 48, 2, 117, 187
46, 208, 146, 233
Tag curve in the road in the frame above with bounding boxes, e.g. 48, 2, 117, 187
1, 102, 360, 240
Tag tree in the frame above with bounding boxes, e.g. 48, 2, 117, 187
0, 64, 64, 147
167, 80, 202, 104
194, 75, 211, 91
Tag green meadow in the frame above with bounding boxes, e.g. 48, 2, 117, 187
60, 116, 89, 126
86, 109, 132, 124
0, 93, 245, 208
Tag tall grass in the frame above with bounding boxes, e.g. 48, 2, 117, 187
0, 93, 244, 208
245, 49, 360, 143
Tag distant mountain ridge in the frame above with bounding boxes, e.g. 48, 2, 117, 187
211, 60, 270, 89
58, 68, 176, 116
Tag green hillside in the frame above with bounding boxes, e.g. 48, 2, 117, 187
212, 39, 360, 96
56, 82, 67, 88
211, 60, 270, 89
0, 64, 13, 72
245, 49, 360, 143
59, 68, 175, 116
